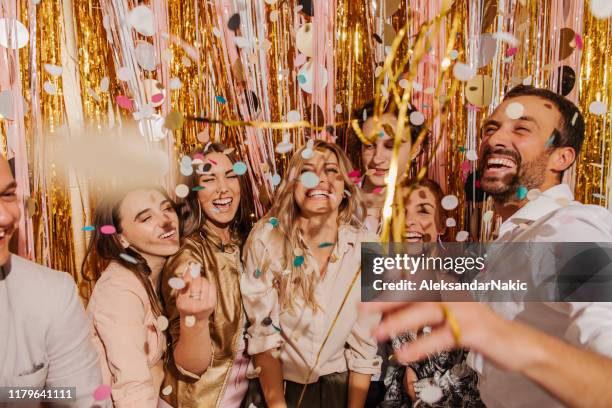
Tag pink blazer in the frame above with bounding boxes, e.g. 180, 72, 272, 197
87, 261, 167, 407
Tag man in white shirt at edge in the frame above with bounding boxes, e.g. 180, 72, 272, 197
469, 84, 612, 408
0, 155, 107, 407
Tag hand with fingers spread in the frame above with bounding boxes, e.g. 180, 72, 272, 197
176, 264, 216, 322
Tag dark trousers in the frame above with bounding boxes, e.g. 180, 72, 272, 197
241, 371, 349, 408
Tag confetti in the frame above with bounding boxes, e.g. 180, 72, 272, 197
0, 18, 29, 49
161, 385, 173, 396
318, 242, 333, 248
119, 253, 139, 264
441, 195, 459, 210
233, 161, 248, 175
409, 111, 425, 126
192, 186, 205, 191
522, 76, 533, 86
301, 148, 314, 159
455, 231, 469, 242
185, 315, 196, 327
127, 5, 155, 36
164, 111, 184, 131
297, 61, 328, 94
452, 62, 475, 81
445, 217, 456, 228
269, 217, 279, 227
168, 277, 186, 290
300, 171, 319, 188
589, 0, 612, 19
588, 101, 607, 116
449, 49, 459, 59
373, 187, 384, 194
526, 189, 541, 201
180, 165, 193, 176
215, 95, 227, 104
293, 255, 305, 267
505, 102, 524, 119
254, 268, 262, 278
223, 148, 235, 155
270, 10, 280, 22
116, 95, 132, 110
135, 41, 157, 71
271, 174, 282, 186
190, 263, 201, 278
505, 47, 518, 57
516, 186, 528, 199
175, 184, 189, 198
482, 210, 494, 223
93, 385, 112, 401
169, 77, 182, 90
82, 225, 95, 231
420, 384, 443, 404
212, 27, 222, 38
43, 81, 57, 95
545, 133, 556, 147
348, 169, 361, 179
344, 189, 352, 197
155, 315, 169, 331
335, 104, 343, 113
44, 63, 62, 76
228, 13, 241, 31
100, 225, 116, 235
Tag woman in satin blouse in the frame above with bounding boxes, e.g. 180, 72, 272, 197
160, 143, 254, 408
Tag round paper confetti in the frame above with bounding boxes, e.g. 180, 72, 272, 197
180, 165, 193, 177
526, 189, 541, 201
466, 149, 478, 161
138, 114, 167, 141
135, 41, 157, 71
43, 81, 57, 95
270, 10, 280, 22
297, 61, 328, 94
588, 101, 607, 116
117, 66, 130, 81
156, 315, 169, 331
116, 95, 133, 110
0, 18, 29, 49
505, 102, 524, 119
271, 173, 282, 186
189, 263, 201, 278
590, 0, 612, 19
228, 13, 241, 31
445, 218, 456, 228
452, 62, 475, 81
449, 49, 459, 59
420, 384, 443, 404
293, 255, 305, 267
301, 148, 314, 159
216, 95, 227, 104
269, 217, 279, 227
162, 385, 173, 396
233, 161, 248, 175
398, 79, 409, 89
482, 210, 494, 223
175, 184, 189, 198
409, 111, 425, 126
127, 5, 155, 36
300, 171, 319, 188
100, 225, 116, 235
93, 385, 112, 401
168, 277, 186, 290
254, 268, 262, 278
441, 195, 459, 210
164, 110, 184, 131
82, 225, 95, 231
119, 253, 139, 264
44, 63, 62, 77
455, 231, 469, 242
516, 186, 528, 200
185, 315, 196, 327
287, 110, 301, 123
335, 104, 343, 113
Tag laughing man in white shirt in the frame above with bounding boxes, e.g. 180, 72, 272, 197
471, 85, 612, 408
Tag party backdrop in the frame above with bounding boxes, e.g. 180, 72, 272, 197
0, 0, 610, 299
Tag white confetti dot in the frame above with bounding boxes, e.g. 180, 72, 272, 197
505, 102, 524, 119
452, 62, 475, 81
455, 230, 469, 242
522, 75, 533, 86
162, 385, 173, 396
270, 10, 280, 22
409, 111, 425, 126
271, 173, 282, 186
445, 217, 456, 228
482, 210, 494, 223
335, 104, 343, 113
276, 142, 294, 154
168, 277, 186, 290
100, 77, 110, 92
526, 189, 541, 201
169, 77, 182, 90
127, 5, 156, 36
180, 165, 193, 176
589, 101, 607, 115
441, 195, 459, 210
590, 0, 612, 19
190, 263, 201, 278
300, 171, 319, 188
412, 81, 423, 92
44, 63, 62, 77
466, 149, 478, 161
420, 384, 443, 404
301, 148, 314, 159
43, 81, 57, 95
212, 27, 222, 38
0, 18, 29, 49
185, 315, 196, 327
117, 66, 131, 81
156, 315, 169, 331
287, 110, 301, 123
175, 184, 189, 198
398, 79, 409, 89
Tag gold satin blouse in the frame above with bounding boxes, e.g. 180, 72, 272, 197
160, 224, 246, 407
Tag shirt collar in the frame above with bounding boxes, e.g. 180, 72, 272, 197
199, 222, 240, 253
498, 184, 574, 236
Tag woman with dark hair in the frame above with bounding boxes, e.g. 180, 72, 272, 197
381, 178, 483, 408
160, 143, 253, 408
84, 186, 214, 407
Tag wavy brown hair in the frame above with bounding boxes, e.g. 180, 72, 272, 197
176, 143, 254, 243
393, 178, 447, 241
255, 140, 365, 312
81, 186, 175, 316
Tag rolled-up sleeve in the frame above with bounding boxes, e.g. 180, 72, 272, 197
92, 281, 155, 407
240, 228, 283, 355
565, 302, 612, 356
345, 309, 382, 375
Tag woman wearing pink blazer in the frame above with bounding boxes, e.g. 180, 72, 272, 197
84, 186, 214, 407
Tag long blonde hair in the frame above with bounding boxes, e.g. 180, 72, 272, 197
253, 140, 365, 312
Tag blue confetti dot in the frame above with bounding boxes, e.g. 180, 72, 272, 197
517, 186, 528, 199
82, 225, 95, 231
545, 133, 555, 147
233, 161, 248, 175
215, 95, 227, 104
271, 173, 281, 186
254, 268, 262, 278
269, 217, 279, 227
293, 255, 305, 267
297, 74, 306, 84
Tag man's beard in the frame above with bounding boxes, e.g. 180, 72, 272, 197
479, 148, 548, 203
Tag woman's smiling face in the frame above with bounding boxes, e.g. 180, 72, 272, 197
195, 152, 241, 227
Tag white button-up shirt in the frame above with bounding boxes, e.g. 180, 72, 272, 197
240, 222, 381, 384
469, 184, 612, 408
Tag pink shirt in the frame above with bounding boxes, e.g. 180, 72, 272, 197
87, 262, 166, 407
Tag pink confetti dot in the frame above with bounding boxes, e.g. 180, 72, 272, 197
100, 225, 117, 235
93, 384, 112, 401
574, 34, 583, 50
208, 158, 217, 165
372, 187, 383, 194
151, 93, 164, 103
505, 47, 518, 57
460, 160, 471, 172
192, 153, 204, 160
348, 169, 361, 178
475, 180, 481, 188
116, 95, 132, 110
